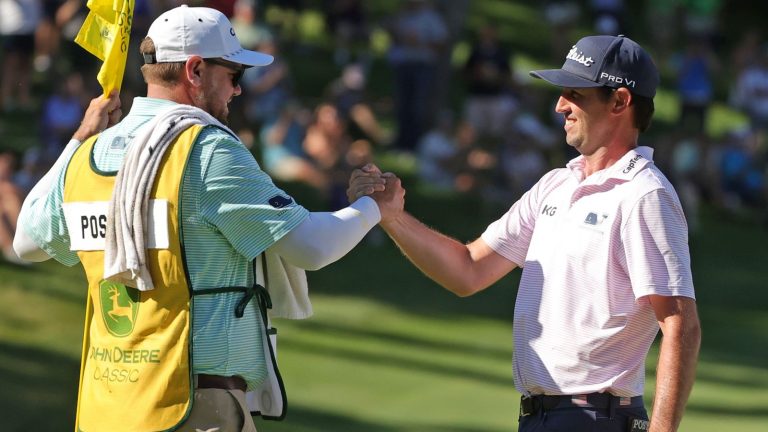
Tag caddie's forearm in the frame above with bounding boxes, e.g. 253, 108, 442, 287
650, 311, 701, 431
270, 196, 380, 270
12, 225, 51, 261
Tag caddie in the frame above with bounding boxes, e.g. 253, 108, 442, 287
13, 5, 402, 432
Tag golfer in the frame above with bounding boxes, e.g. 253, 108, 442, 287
352, 34, 701, 432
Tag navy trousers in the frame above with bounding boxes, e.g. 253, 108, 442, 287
519, 405, 649, 432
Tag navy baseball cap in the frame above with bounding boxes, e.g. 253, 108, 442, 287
530, 35, 659, 98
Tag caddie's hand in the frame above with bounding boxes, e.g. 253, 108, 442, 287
347, 163, 386, 203
371, 172, 405, 225
73, 90, 122, 142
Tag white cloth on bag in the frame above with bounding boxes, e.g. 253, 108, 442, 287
103, 104, 236, 291
260, 250, 312, 319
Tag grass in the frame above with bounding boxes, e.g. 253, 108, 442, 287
2, 189, 767, 431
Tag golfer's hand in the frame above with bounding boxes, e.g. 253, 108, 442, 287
370, 172, 405, 225
347, 163, 386, 203
73, 90, 122, 142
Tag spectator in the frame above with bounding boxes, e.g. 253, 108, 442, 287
205, 0, 236, 18
417, 111, 496, 194
417, 109, 460, 191
670, 132, 708, 233
542, 0, 580, 63
303, 103, 361, 209
681, 0, 721, 42
430, 0, 468, 118
228, 0, 277, 131
241, 37, 292, 129
384, 0, 448, 152
499, 113, 556, 199
453, 118, 495, 194
12, 146, 46, 196
589, 0, 626, 35
0, 0, 42, 111
33, 0, 63, 72
645, 0, 680, 66
266, 0, 304, 46
672, 36, 720, 133
40, 70, 89, 156
231, 0, 274, 50
730, 28, 763, 79
50, 0, 103, 84
323, 0, 371, 66
462, 23, 518, 144
259, 101, 330, 192
325, 62, 390, 145
731, 43, 768, 135
718, 129, 767, 212
0, 152, 25, 263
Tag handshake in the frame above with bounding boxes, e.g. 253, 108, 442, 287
346, 163, 406, 226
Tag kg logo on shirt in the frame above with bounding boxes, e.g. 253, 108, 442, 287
269, 195, 293, 208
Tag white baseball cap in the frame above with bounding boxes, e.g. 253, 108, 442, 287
144, 5, 273, 68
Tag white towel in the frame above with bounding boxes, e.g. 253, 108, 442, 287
103, 104, 236, 291
260, 251, 313, 319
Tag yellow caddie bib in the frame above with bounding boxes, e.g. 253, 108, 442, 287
63, 125, 204, 432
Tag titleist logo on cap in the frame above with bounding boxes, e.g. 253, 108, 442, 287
566, 46, 594, 67
529, 35, 660, 98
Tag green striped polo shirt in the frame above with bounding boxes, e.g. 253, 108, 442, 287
19, 97, 309, 389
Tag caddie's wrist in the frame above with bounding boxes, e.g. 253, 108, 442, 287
72, 130, 89, 142
73, 123, 98, 141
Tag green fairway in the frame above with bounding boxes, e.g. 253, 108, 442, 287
2, 192, 767, 431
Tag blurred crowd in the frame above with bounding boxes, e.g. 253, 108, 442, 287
1, 0, 767, 262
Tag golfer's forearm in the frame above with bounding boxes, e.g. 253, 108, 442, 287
381, 212, 479, 296
650, 319, 701, 431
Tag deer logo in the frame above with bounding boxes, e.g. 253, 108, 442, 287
98, 281, 139, 337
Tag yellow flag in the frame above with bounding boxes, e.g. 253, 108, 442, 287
75, 0, 135, 95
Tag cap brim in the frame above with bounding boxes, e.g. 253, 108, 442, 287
224, 49, 274, 68
529, 69, 602, 89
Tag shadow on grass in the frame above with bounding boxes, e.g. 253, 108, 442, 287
0, 259, 86, 305
285, 336, 512, 389
0, 341, 79, 431
257, 403, 504, 432
685, 403, 768, 418
0, 338, 507, 432
297, 320, 512, 361
693, 363, 768, 390
697, 309, 768, 371
309, 231, 519, 323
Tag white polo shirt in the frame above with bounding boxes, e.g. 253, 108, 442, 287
481, 146, 695, 397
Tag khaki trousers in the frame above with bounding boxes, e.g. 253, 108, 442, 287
177, 388, 258, 432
